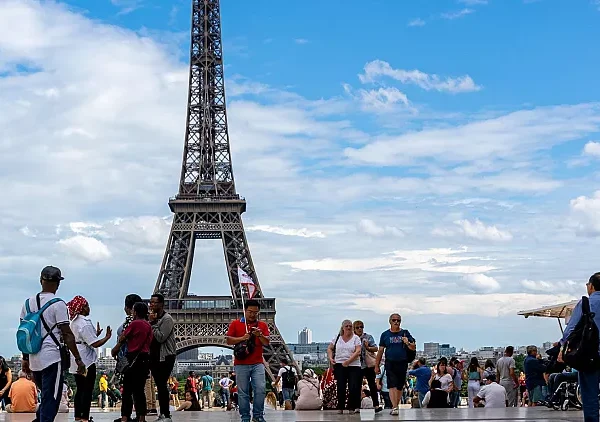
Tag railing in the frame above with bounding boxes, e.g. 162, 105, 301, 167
160, 296, 276, 312
169, 194, 245, 201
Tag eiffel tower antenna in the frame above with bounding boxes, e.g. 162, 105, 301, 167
153, 0, 295, 378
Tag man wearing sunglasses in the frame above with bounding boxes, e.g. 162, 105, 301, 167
375, 314, 416, 416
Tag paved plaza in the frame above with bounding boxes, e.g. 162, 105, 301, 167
0, 408, 587, 422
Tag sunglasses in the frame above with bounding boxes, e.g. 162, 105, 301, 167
355, 326, 364, 329
391, 319, 401, 322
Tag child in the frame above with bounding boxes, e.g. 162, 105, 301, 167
361, 389, 374, 409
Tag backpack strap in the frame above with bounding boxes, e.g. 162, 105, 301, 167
332, 333, 341, 359
582, 296, 592, 316
36, 294, 62, 348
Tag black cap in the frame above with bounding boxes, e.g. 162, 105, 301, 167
41, 266, 64, 282
485, 373, 496, 382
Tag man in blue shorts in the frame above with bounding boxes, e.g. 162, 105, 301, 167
375, 313, 416, 416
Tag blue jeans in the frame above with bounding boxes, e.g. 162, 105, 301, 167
579, 369, 600, 422
221, 389, 230, 407
449, 391, 460, 408
32, 361, 64, 422
235, 363, 266, 422
282, 387, 294, 402
418, 391, 426, 408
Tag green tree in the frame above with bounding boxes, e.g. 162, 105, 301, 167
514, 355, 525, 374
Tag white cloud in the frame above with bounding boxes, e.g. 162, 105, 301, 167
455, 219, 513, 241
294, 38, 309, 44
247, 225, 326, 239
583, 141, 600, 157
463, 273, 500, 293
521, 279, 580, 292
344, 104, 600, 167
58, 236, 112, 262
19, 226, 36, 238
353, 86, 410, 112
290, 292, 576, 318
357, 219, 404, 237
570, 191, 600, 236
441, 8, 475, 20
109, 216, 172, 246
282, 247, 495, 274
408, 18, 426, 27
359, 60, 481, 93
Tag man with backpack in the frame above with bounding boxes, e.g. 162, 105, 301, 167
558, 272, 600, 422
273, 358, 298, 410
18, 266, 86, 422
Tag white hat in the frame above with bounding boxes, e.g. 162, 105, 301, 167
303, 368, 315, 378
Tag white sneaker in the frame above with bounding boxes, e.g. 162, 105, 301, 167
390, 407, 399, 415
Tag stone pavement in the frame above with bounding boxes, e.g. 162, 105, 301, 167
0, 408, 586, 422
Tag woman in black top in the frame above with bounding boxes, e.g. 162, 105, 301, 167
0, 356, 12, 411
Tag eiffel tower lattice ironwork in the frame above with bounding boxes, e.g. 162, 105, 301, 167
153, 0, 295, 379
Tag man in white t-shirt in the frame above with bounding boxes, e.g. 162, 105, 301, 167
20, 266, 85, 422
273, 358, 298, 409
474, 374, 507, 408
219, 375, 232, 408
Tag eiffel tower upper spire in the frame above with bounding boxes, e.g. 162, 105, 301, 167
179, 0, 236, 198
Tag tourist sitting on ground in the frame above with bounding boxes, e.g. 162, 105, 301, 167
361, 389, 374, 409
265, 392, 278, 410
176, 391, 202, 411
7, 371, 37, 413
295, 369, 322, 411
474, 374, 507, 408
421, 379, 450, 408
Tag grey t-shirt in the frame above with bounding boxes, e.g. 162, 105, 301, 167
496, 356, 515, 382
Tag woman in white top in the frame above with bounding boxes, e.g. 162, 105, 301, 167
327, 319, 362, 414
295, 369, 322, 411
430, 358, 454, 393
67, 296, 112, 422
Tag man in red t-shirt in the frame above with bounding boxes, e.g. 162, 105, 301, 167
226, 299, 269, 422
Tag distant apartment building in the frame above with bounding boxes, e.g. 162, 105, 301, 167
424, 342, 440, 357
298, 327, 313, 345
178, 349, 200, 361
439, 344, 456, 357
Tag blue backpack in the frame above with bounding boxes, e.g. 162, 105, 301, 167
16, 297, 62, 354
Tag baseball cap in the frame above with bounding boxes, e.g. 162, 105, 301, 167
41, 266, 64, 282
485, 373, 496, 382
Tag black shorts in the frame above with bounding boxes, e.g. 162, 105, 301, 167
385, 360, 408, 390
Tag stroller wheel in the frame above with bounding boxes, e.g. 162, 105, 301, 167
561, 399, 569, 411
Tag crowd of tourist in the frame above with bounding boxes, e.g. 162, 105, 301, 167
5, 266, 600, 422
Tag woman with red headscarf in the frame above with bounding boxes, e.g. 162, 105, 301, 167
67, 296, 112, 422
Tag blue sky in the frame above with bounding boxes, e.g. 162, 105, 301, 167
1, 0, 600, 357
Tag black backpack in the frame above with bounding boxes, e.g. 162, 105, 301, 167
282, 366, 296, 388
234, 322, 257, 360
562, 296, 600, 372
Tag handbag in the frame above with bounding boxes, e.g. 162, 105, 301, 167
37, 294, 71, 369
365, 351, 377, 368
120, 324, 152, 375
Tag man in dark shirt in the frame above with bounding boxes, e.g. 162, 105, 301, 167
375, 313, 416, 416
523, 346, 547, 406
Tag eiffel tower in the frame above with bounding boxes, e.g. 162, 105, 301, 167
153, 0, 295, 379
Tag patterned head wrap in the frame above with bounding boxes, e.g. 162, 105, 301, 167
67, 296, 88, 320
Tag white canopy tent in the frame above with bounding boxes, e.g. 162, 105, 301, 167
518, 300, 578, 334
